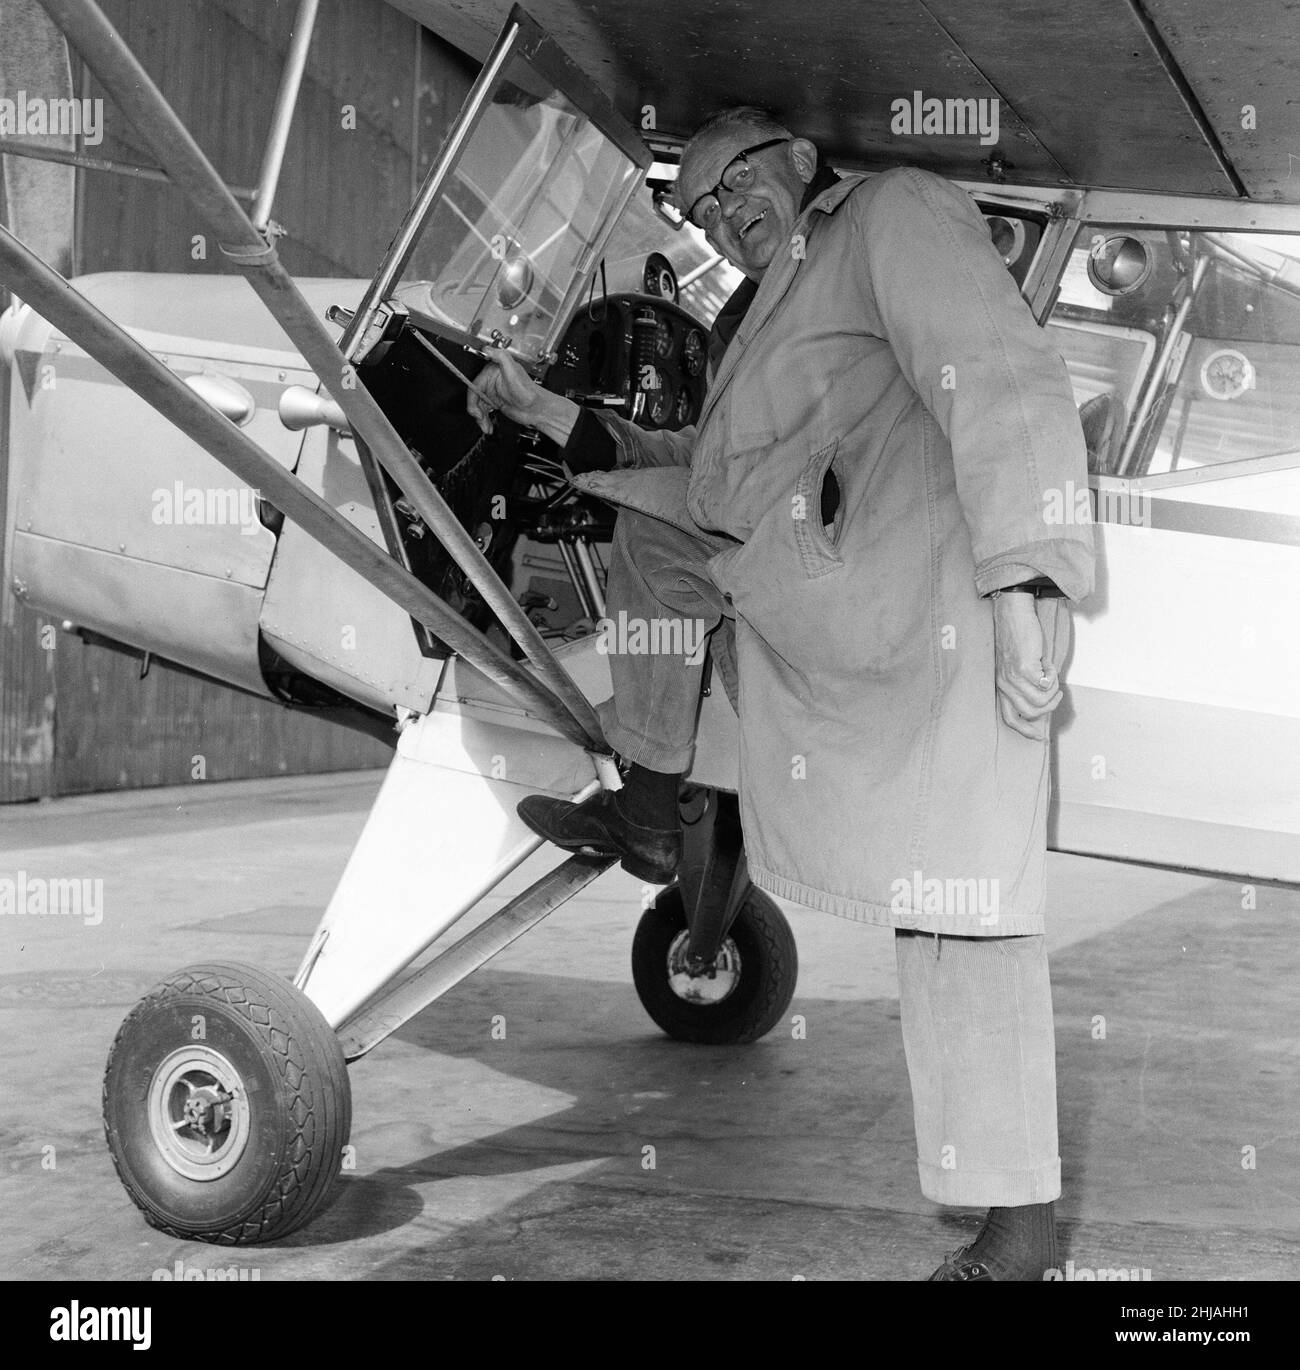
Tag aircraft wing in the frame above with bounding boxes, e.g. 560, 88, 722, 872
388, 0, 1298, 203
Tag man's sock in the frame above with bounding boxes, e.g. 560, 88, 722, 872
960, 1202, 1059, 1280
614, 762, 683, 830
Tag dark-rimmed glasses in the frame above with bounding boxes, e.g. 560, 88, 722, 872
684, 138, 790, 231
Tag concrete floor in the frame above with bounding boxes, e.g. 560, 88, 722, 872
1, 770, 1296, 1281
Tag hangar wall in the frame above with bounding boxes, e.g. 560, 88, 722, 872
0, 0, 476, 801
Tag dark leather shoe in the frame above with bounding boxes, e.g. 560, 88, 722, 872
927, 1248, 994, 1281
517, 789, 681, 884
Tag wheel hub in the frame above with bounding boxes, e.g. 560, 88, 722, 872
181, 1085, 231, 1135
147, 1045, 252, 1181
665, 930, 742, 1005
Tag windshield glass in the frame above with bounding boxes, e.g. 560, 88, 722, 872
393, 58, 642, 362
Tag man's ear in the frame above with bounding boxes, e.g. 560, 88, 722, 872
789, 137, 819, 184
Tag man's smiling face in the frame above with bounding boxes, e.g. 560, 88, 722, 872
678, 125, 816, 279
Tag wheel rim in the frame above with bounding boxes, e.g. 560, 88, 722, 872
665, 929, 742, 1005
146, 1045, 252, 1181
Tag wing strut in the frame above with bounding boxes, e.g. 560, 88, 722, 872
32, 0, 607, 752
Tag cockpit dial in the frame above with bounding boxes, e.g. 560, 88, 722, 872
683, 328, 706, 377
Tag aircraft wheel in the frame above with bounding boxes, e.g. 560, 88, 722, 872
631, 885, 797, 1044
103, 961, 351, 1244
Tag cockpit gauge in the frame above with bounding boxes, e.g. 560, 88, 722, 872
1199, 348, 1255, 401
683, 328, 706, 376
648, 376, 675, 427
545, 293, 708, 434
674, 386, 693, 427
644, 251, 679, 303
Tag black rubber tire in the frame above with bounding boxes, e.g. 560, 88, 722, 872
631, 885, 798, 1044
103, 961, 351, 1245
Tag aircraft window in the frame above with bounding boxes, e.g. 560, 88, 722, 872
1049, 228, 1165, 475
395, 57, 642, 362
1046, 225, 1300, 480
1145, 236, 1300, 477
1047, 315, 1156, 474
593, 188, 744, 327
677, 250, 746, 325
1146, 336, 1300, 475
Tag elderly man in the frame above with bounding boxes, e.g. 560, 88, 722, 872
470, 106, 1094, 1281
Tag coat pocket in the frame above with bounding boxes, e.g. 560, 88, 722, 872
792, 439, 844, 578
703, 439, 846, 607
703, 436, 931, 679
704, 440, 882, 676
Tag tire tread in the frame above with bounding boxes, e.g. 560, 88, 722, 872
103, 961, 351, 1245
631, 888, 798, 1044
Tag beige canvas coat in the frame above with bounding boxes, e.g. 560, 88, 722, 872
571, 167, 1095, 934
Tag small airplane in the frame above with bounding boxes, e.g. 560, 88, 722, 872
1, 0, 1296, 1244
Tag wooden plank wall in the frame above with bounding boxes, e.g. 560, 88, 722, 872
1, 0, 476, 801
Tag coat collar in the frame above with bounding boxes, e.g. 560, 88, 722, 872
706, 166, 847, 367
802, 171, 868, 218
697, 173, 870, 429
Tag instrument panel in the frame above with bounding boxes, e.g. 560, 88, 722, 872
543, 293, 709, 432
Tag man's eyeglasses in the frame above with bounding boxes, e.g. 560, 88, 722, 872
685, 138, 790, 231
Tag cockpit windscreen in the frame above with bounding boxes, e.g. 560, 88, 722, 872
396, 62, 642, 363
